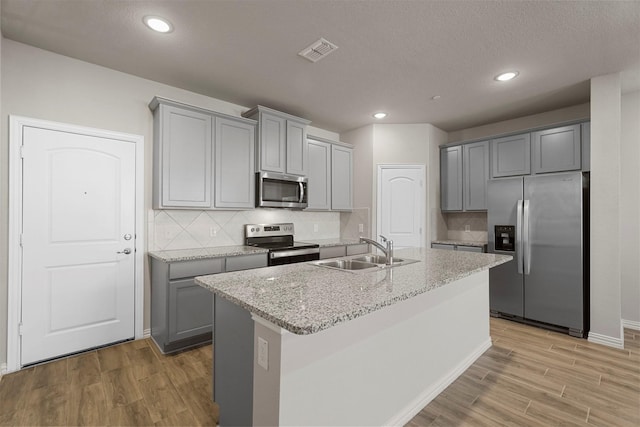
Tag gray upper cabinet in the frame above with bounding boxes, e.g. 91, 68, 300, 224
440, 145, 463, 211
532, 124, 581, 174
243, 106, 311, 176
214, 117, 255, 209
150, 96, 257, 210
491, 133, 531, 178
331, 144, 353, 211
463, 140, 489, 211
153, 102, 213, 208
307, 139, 331, 210
581, 122, 590, 172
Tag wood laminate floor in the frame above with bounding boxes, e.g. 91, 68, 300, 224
0, 318, 638, 426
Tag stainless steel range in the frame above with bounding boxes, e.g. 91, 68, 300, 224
245, 223, 320, 266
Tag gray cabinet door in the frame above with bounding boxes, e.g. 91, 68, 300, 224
463, 141, 489, 211
491, 133, 531, 177
307, 139, 331, 210
331, 145, 353, 211
159, 105, 213, 207
440, 146, 463, 211
581, 122, 590, 172
168, 278, 213, 343
286, 120, 308, 176
532, 124, 581, 174
259, 112, 286, 173
215, 117, 255, 209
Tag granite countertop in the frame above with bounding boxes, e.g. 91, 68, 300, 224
148, 245, 268, 262
301, 238, 364, 247
431, 240, 488, 248
195, 247, 511, 335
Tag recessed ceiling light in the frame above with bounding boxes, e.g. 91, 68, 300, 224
431, 95, 441, 100
495, 71, 519, 82
143, 16, 173, 33
373, 112, 387, 119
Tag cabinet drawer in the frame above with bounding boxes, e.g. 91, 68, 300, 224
169, 258, 224, 280
431, 243, 455, 251
226, 253, 268, 272
346, 244, 369, 255
457, 245, 484, 253
319, 246, 346, 259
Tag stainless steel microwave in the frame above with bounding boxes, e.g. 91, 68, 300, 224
256, 172, 308, 209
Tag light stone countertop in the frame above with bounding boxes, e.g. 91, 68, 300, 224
300, 238, 364, 247
195, 247, 511, 335
431, 240, 488, 248
148, 245, 268, 262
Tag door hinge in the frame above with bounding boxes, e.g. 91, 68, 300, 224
18, 323, 24, 336
20, 145, 25, 158
19, 233, 23, 247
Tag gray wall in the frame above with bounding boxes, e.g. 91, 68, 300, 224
0, 39, 337, 368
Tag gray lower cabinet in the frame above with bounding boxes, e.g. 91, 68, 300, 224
151, 253, 268, 354
431, 242, 485, 253
319, 244, 369, 259
532, 124, 581, 174
441, 145, 463, 211
491, 133, 531, 178
150, 96, 256, 210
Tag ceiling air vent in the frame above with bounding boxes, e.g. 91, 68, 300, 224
298, 38, 338, 63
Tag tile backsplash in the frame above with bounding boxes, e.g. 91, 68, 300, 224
148, 209, 341, 251
445, 212, 488, 242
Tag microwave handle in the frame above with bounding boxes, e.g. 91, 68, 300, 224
299, 182, 305, 203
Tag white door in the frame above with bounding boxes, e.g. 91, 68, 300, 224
21, 126, 136, 365
377, 165, 425, 248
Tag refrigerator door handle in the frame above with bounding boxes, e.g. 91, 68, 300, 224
517, 199, 524, 274
523, 199, 531, 275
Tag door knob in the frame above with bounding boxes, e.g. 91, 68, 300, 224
117, 248, 132, 254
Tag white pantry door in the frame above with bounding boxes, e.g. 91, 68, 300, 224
21, 126, 136, 365
377, 165, 425, 248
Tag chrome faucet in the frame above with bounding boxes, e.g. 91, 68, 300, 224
359, 235, 394, 265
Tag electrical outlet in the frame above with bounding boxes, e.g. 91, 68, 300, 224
258, 337, 269, 370
465, 225, 471, 232
358, 223, 364, 233
210, 227, 217, 237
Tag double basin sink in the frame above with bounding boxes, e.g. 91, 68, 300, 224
314, 254, 418, 273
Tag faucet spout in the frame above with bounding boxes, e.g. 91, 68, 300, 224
359, 235, 394, 265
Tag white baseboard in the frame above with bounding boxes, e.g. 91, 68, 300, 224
385, 338, 492, 426
0, 363, 7, 382
622, 319, 640, 331
143, 328, 151, 338
588, 331, 625, 349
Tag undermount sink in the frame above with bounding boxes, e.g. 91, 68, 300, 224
352, 255, 405, 265
315, 259, 380, 271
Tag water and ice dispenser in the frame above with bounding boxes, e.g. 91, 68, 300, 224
494, 225, 515, 252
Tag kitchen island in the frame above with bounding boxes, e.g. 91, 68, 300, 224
196, 247, 511, 426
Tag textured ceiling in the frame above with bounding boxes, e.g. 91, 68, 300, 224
1, 0, 639, 133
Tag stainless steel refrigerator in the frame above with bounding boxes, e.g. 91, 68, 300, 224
487, 171, 589, 337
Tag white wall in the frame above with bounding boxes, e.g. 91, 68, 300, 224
590, 73, 623, 346
342, 123, 447, 247
0, 39, 339, 366
620, 90, 640, 327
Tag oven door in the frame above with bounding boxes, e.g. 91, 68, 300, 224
269, 248, 320, 266
257, 172, 308, 209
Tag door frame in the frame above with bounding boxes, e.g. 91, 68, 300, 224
7, 115, 145, 372
376, 164, 426, 247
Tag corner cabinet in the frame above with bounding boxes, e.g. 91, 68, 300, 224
242, 106, 311, 176
150, 97, 256, 210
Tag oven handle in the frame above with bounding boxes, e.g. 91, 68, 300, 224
270, 248, 319, 259
299, 182, 305, 204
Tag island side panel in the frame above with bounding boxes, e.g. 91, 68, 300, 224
214, 296, 254, 427
271, 270, 491, 426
